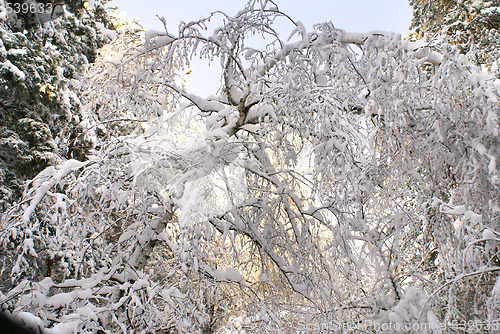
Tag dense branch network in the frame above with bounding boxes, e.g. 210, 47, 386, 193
0, 1, 499, 332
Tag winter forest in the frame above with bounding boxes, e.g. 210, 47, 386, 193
0, 0, 499, 333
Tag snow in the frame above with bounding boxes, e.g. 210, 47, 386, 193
427, 311, 442, 333
77, 305, 98, 321
316, 74, 328, 86
493, 277, 500, 296
464, 211, 482, 224
1, 60, 25, 80
145, 30, 174, 48
244, 105, 263, 123
453, 219, 463, 235
7, 48, 26, 56
229, 86, 244, 102
482, 229, 497, 240
388, 311, 402, 324
103, 49, 127, 65
22, 238, 38, 257
442, 205, 483, 224
46, 289, 93, 308
471, 139, 488, 155
203, 265, 244, 283
17, 312, 44, 330
1, 3, 499, 333
486, 109, 498, 136
95, 22, 117, 40
45, 321, 79, 334
442, 205, 466, 215
21, 160, 88, 224
224, 267, 244, 282
240, 124, 259, 133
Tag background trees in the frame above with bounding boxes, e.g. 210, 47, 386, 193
0, 0, 115, 211
409, 0, 500, 76
0, 1, 499, 333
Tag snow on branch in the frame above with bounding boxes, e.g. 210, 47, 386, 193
341, 31, 444, 65
1, 1, 499, 332
21, 160, 89, 225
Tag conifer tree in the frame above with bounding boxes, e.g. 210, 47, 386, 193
409, 0, 500, 76
0, 0, 115, 210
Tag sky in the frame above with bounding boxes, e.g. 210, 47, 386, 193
112, 0, 413, 34
109, 0, 414, 96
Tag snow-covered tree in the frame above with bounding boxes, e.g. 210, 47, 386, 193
0, 0, 115, 211
1, 1, 499, 332
409, 0, 500, 76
